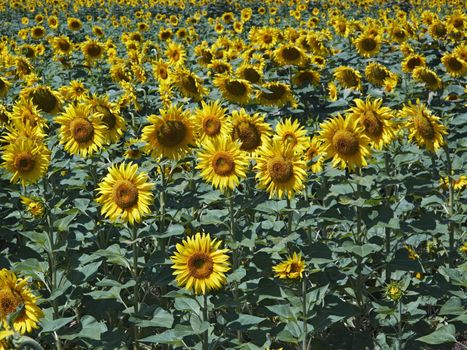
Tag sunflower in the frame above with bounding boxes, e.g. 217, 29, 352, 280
50, 36, 73, 56
30, 26, 45, 40
429, 20, 447, 39
347, 98, 397, 150
87, 95, 126, 144
236, 63, 263, 84
364, 62, 391, 86
67, 17, 82, 31
196, 136, 248, 191
96, 162, 154, 225
171, 232, 230, 295
123, 138, 144, 160
81, 38, 105, 62
0, 269, 44, 334
20, 196, 45, 218
193, 100, 230, 142
354, 32, 381, 57
412, 66, 443, 90
334, 66, 362, 91
318, 114, 371, 171
55, 103, 106, 157
141, 104, 195, 160
250, 27, 277, 50
273, 44, 306, 66
171, 67, 207, 101
304, 137, 324, 173
9, 97, 47, 132
214, 74, 251, 105
441, 52, 466, 78
273, 118, 309, 153
231, 109, 272, 154
0, 77, 10, 98
292, 69, 320, 87
257, 82, 295, 107
401, 53, 426, 73
21, 84, 62, 115
273, 252, 306, 280
1, 139, 50, 186
399, 100, 447, 153
166, 41, 186, 66
255, 139, 307, 199
328, 82, 338, 101
152, 59, 171, 82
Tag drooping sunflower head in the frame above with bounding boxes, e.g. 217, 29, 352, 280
254, 139, 307, 199
412, 66, 443, 90
141, 104, 195, 160
401, 53, 426, 73
304, 137, 324, 173
171, 66, 207, 101
257, 82, 296, 108
87, 94, 126, 144
171, 232, 230, 295
354, 32, 381, 57
273, 118, 309, 153
54, 103, 107, 157
365, 62, 391, 86
273, 252, 306, 280
214, 74, 252, 105
21, 85, 62, 115
318, 114, 371, 171
346, 97, 397, 150
193, 100, 230, 142
441, 52, 466, 78
231, 108, 272, 154
334, 66, 362, 90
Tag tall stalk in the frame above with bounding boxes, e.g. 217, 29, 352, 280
443, 145, 455, 267
384, 152, 392, 283
301, 273, 308, 350
202, 294, 209, 350
131, 225, 140, 350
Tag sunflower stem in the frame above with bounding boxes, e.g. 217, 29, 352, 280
384, 152, 392, 283
301, 273, 308, 350
159, 164, 167, 252
202, 293, 209, 350
443, 145, 455, 267
131, 225, 140, 350
286, 197, 293, 237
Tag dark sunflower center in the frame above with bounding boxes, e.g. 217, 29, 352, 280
95, 105, 116, 129
371, 67, 389, 81
226, 80, 247, 96
86, 44, 102, 58
211, 151, 235, 176
282, 47, 300, 61
268, 157, 294, 183
342, 71, 359, 87
182, 76, 199, 94
159, 68, 168, 79
170, 50, 180, 61
33, 28, 44, 37
242, 68, 260, 84
289, 262, 300, 273
360, 37, 377, 51
263, 34, 273, 44
234, 121, 261, 151
433, 24, 446, 36
306, 147, 318, 162
14, 152, 36, 173
407, 57, 422, 70
0, 288, 21, 318
156, 120, 187, 147
202, 116, 221, 136
262, 85, 286, 101
414, 115, 435, 139
421, 71, 438, 85
446, 57, 462, 71
70, 117, 94, 143
112, 180, 139, 209
30, 88, 58, 113
187, 252, 214, 279
361, 110, 383, 136
332, 130, 359, 155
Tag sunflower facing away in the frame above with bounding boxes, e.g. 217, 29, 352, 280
96, 162, 154, 225
196, 136, 249, 191
2, 138, 50, 187
213, 74, 252, 105
171, 232, 230, 295
193, 100, 230, 142
55, 103, 106, 157
231, 108, 272, 154
257, 82, 295, 108
0, 268, 44, 334
273, 252, 306, 280
141, 104, 195, 160
318, 114, 371, 171
333, 66, 362, 90
347, 98, 397, 150
255, 139, 307, 199
399, 100, 447, 153
21, 85, 62, 115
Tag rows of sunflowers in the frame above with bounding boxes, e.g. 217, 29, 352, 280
0, 0, 466, 348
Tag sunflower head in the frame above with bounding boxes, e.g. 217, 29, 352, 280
194, 100, 230, 142
441, 52, 466, 77
334, 66, 362, 90
231, 109, 272, 154
412, 66, 443, 90
354, 32, 381, 57
257, 82, 295, 108
21, 85, 62, 115
214, 74, 251, 105
88, 95, 126, 144
273, 252, 306, 280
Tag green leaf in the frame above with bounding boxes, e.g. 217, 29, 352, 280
41, 316, 75, 333
416, 324, 457, 345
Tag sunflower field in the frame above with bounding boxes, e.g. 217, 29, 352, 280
0, 0, 466, 349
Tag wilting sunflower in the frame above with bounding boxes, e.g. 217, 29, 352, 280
231, 109, 272, 154
96, 162, 154, 225
193, 100, 230, 142
257, 82, 295, 108
196, 136, 248, 191
2, 139, 50, 186
365, 62, 391, 86
334, 66, 362, 90
347, 98, 397, 150
166, 41, 186, 66
318, 114, 371, 171
141, 104, 195, 160
88, 94, 126, 144
273, 44, 306, 66
55, 103, 106, 157
273, 118, 309, 153
354, 32, 381, 57
21, 85, 62, 115
0, 77, 10, 98
304, 137, 324, 173
412, 66, 443, 90
0, 269, 44, 334
171, 232, 230, 295
399, 100, 447, 153
214, 74, 252, 105
273, 252, 306, 280
171, 67, 207, 101
401, 53, 426, 73
255, 139, 307, 199
441, 52, 466, 77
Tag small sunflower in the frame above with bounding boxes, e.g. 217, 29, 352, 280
20, 196, 45, 218
385, 281, 403, 302
273, 44, 306, 66
255, 139, 307, 199
141, 104, 195, 160
81, 38, 105, 62
334, 66, 362, 90
347, 98, 397, 150
50, 36, 73, 56
96, 162, 154, 225
412, 66, 443, 90
354, 32, 381, 57
273, 252, 306, 280
1, 139, 50, 186
328, 82, 338, 101
171, 232, 230, 295
441, 52, 466, 78
231, 109, 272, 154
152, 59, 171, 82
67, 17, 82, 31
30, 26, 46, 40
196, 136, 248, 191
193, 100, 230, 142
123, 137, 144, 159
88, 95, 126, 144
257, 82, 295, 108
55, 103, 106, 157
165, 41, 186, 66
0, 269, 44, 334
399, 100, 447, 153
273, 118, 309, 153
214, 74, 252, 105
304, 137, 324, 173
318, 114, 371, 171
